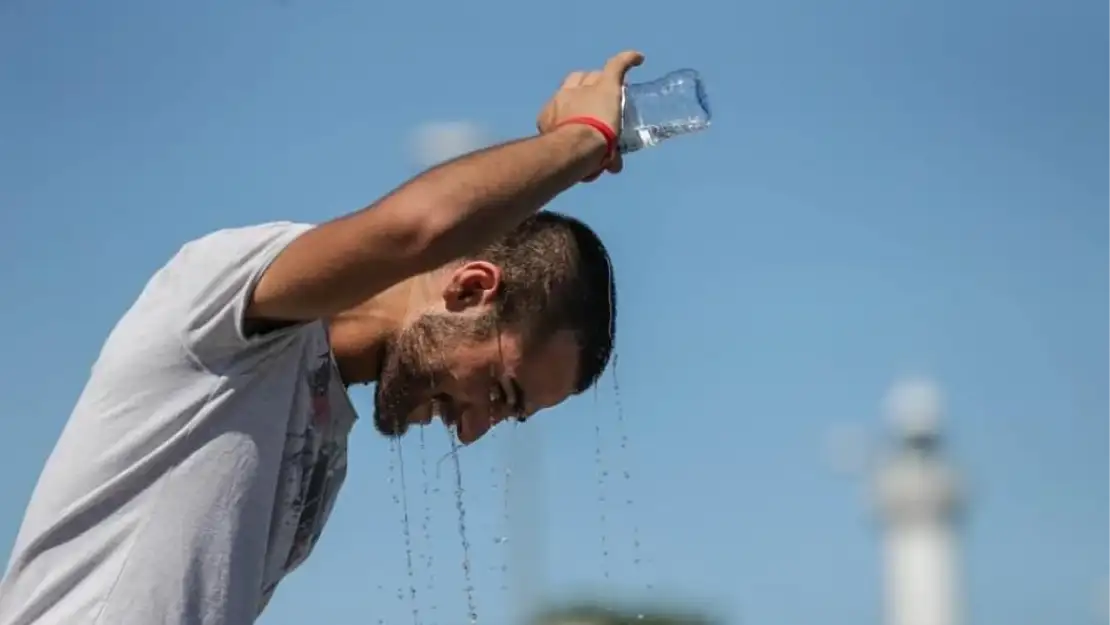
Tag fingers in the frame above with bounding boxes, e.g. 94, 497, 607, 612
564, 51, 642, 90
602, 50, 644, 84
562, 71, 587, 88
606, 155, 624, 174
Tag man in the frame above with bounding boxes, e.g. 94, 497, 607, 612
0, 50, 644, 625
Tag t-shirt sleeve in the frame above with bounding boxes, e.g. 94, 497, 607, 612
166, 221, 316, 369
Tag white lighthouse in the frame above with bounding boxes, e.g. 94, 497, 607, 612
873, 378, 966, 625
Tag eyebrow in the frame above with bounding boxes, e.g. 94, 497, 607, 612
509, 377, 526, 416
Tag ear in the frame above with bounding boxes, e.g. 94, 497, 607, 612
442, 261, 502, 312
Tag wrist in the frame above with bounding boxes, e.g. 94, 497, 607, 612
551, 121, 611, 163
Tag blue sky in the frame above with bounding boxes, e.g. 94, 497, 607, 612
1, 0, 1106, 624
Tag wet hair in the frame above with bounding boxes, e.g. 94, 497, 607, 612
465, 211, 616, 393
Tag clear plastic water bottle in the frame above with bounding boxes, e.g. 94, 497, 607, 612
619, 69, 711, 154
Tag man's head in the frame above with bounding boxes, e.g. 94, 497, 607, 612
373, 211, 616, 444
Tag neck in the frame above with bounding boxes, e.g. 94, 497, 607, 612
326, 279, 427, 385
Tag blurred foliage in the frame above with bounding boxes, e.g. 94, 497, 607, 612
533, 601, 719, 625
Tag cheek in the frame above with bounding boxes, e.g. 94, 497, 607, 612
451, 361, 506, 416
453, 373, 494, 409
447, 343, 501, 382
434, 354, 488, 402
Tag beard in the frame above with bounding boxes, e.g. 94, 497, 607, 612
372, 310, 496, 438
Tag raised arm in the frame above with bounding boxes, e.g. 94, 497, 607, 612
246, 50, 643, 323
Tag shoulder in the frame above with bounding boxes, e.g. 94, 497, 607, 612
154, 221, 318, 370
176, 222, 316, 264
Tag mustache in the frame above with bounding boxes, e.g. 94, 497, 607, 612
372, 392, 461, 439
431, 393, 460, 424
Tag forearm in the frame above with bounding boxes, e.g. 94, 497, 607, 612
381, 122, 607, 271
250, 124, 606, 321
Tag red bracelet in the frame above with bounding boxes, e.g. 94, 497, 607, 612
555, 116, 618, 175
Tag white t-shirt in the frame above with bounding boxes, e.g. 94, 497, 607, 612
0, 222, 359, 625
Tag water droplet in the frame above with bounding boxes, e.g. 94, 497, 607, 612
376, 583, 387, 625
391, 439, 422, 625
496, 422, 515, 597
611, 354, 651, 592
417, 425, 438, 624
448, 430, 480, 624
594, 419, 610, 581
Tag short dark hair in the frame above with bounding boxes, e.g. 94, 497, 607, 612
466, 211, 616, 393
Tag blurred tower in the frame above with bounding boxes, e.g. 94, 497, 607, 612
873, 379, 966, 625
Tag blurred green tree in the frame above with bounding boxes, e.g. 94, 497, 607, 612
533, 601, 718, 625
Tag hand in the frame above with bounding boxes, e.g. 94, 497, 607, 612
536, 50, 645, 179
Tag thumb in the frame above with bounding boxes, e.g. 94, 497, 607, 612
602, 50, 645, 84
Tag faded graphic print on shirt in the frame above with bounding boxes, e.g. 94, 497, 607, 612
259, 349, 352, 612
